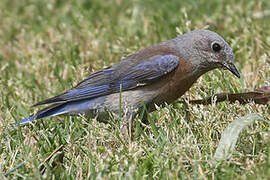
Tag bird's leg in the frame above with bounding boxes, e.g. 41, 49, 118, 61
119, 106, 136, 141
124, 105, 151, 139
140, 107, 149, 126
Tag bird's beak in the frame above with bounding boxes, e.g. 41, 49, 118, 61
223, 62, 241, 78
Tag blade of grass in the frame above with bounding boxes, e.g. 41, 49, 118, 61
214, 114, 264, 161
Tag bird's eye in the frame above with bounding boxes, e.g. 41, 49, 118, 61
211, 42, 221, 52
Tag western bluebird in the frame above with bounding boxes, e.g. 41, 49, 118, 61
18, 29, 240, 126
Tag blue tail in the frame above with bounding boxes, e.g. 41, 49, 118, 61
16, 103, 68, 126
16, 97, 105, 126
18, 115, 35, 125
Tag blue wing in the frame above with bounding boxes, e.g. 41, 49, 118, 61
33, 55, 179, 106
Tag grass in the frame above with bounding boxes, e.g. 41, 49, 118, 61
0, 0, 270, 179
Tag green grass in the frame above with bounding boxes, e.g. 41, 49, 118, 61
0, 0, 270, 179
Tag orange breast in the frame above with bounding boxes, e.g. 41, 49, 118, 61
144, 57, 197, 105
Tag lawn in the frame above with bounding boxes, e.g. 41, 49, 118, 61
0, 0, 269, 179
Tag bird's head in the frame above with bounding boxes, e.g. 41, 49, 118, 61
182, 29, 240, 78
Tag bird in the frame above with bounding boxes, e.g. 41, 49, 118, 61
17, 29, 240, 126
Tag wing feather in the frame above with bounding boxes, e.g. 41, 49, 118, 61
33, 55, 179, 106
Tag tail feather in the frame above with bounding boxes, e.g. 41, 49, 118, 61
17, 115, 35, 126
16, 103, 67, 126
15, 97, 104, 126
